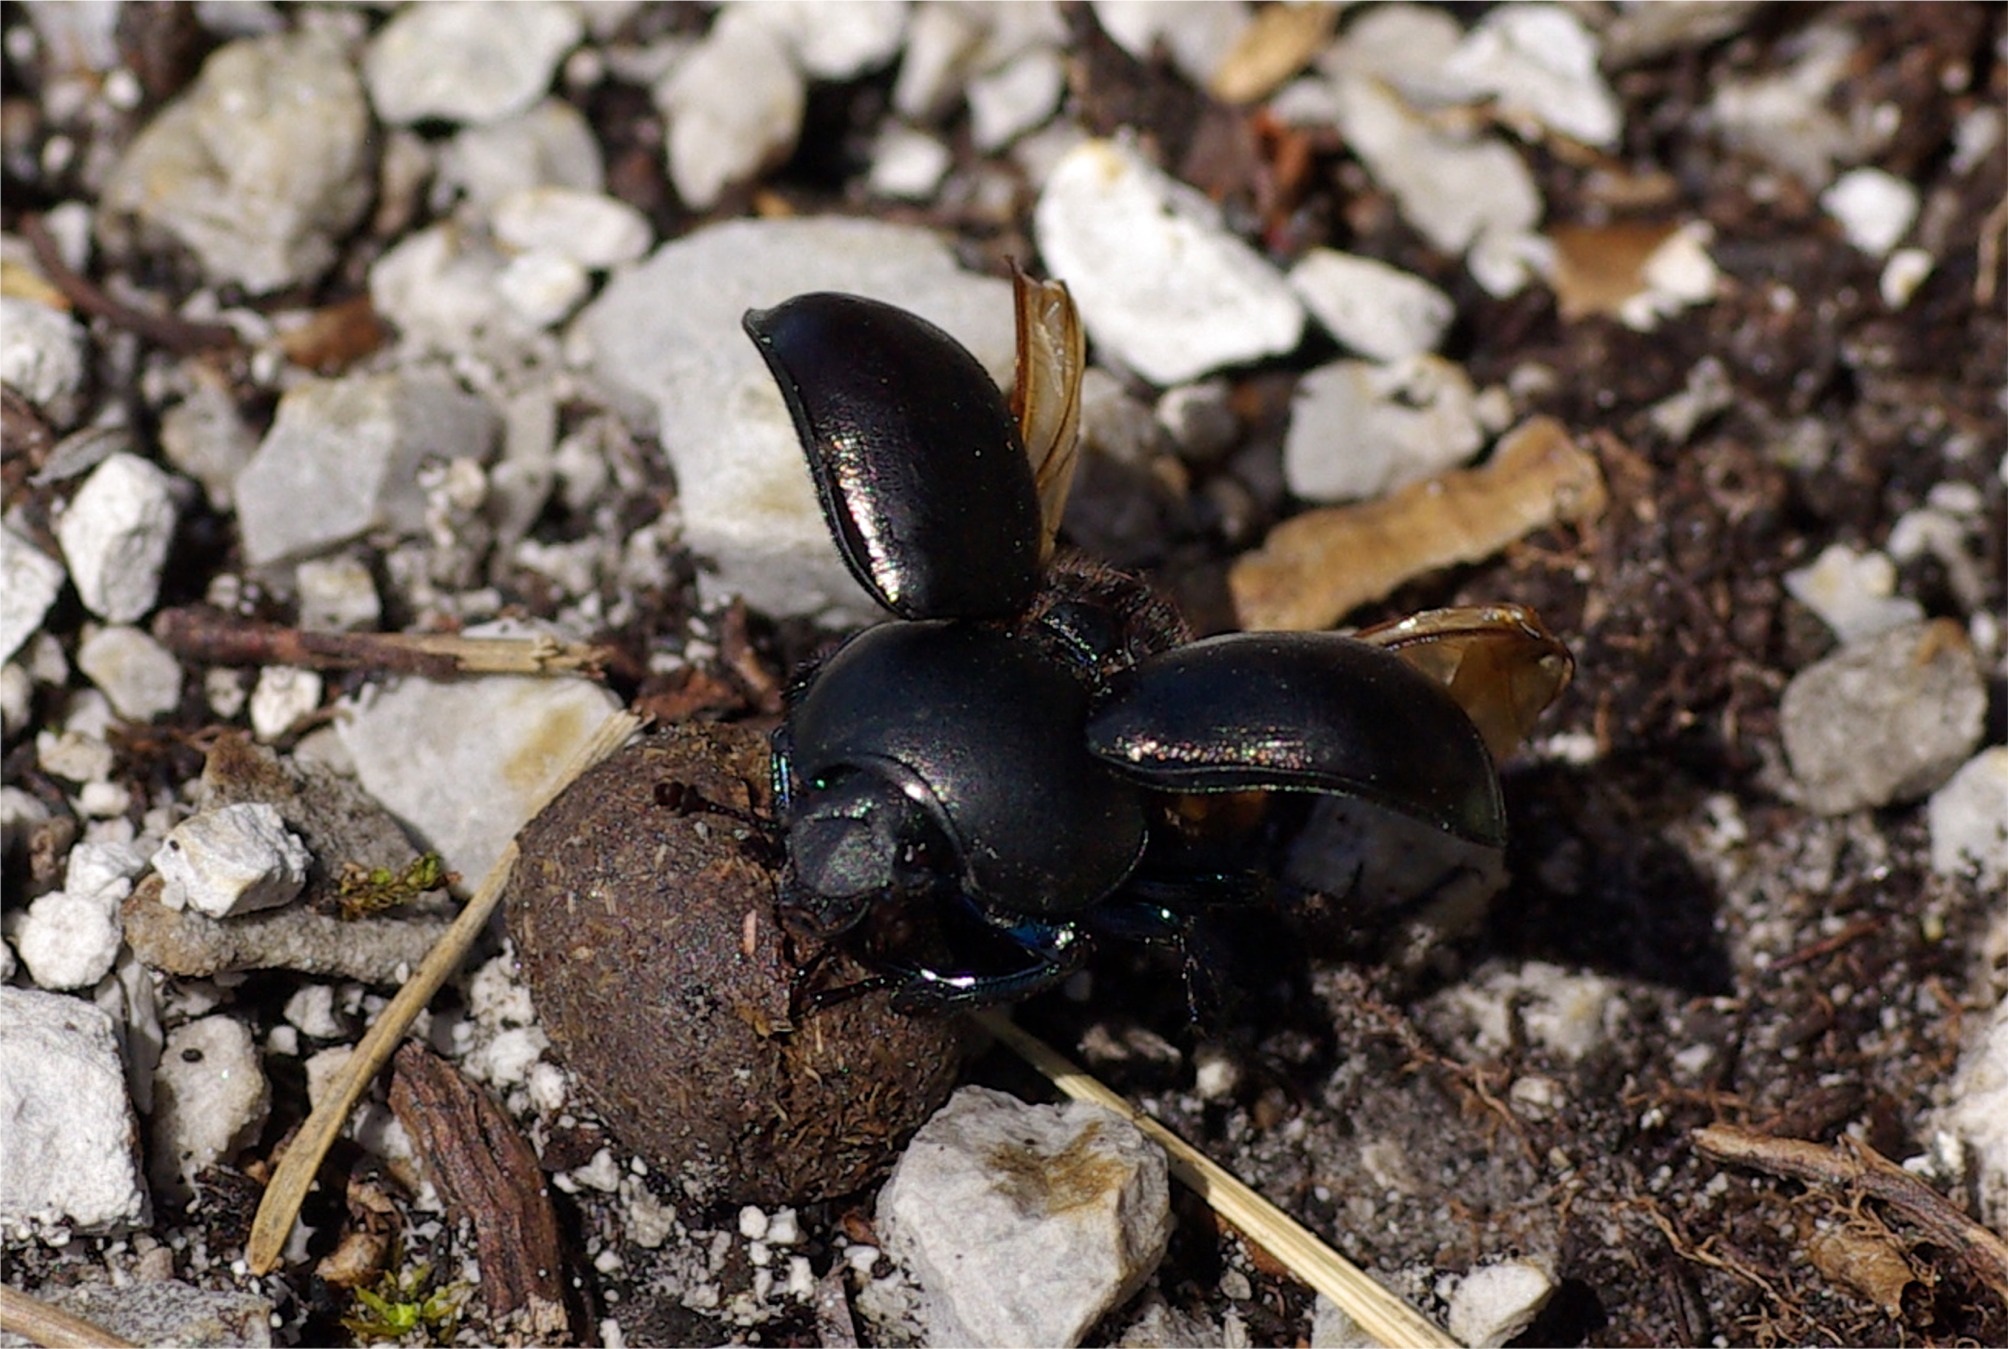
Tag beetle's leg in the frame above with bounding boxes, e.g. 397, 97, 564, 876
882, 908, 1092, 1014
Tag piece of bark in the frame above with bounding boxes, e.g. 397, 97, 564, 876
388, 1042, 573, 1344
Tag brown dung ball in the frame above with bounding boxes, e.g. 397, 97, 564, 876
508, 722, 974, 1206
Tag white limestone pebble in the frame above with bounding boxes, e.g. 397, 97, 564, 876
1822, 166, 1920, 258
1034, 139, 1305, 385
1940, 1000, 2008, 1230
1443, 5, 1620, 148
1288, 248, 1455, 363
54, 452, 180, 624
1928, 748, 2008, 886
364, 1, 582, 127
440, 98, 605, 207
295, 555, 381, 632
99, 30, 372, 293
234, 370, 499, 568
248, 666, 324, 742
14, 890, 124, 990
876, 1086, 1171, 1348
1781, 619, 1987, 815
966, 46, 1065, 151
152, 802, 312, 919
869, 123, 953, 199
492, 187, 653, 271
0, 985, 151, 1238
749, 0, 910, 81
0, 295, 87, 421
335, 665, 624, 881
2, 524, 68, 663
1091, 1, 1253, 90
148, 1015, 270, 1202
77, 625, 183, 721
1325, 76, 1545, 295
655, 7, 805, 211
1783, 543, 1925, 643
1283, 356, 1487, 503
572, 216, 1015, 622
1447, 1259, 1556, 1348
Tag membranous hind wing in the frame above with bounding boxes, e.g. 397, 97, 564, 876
1354, 605, 1573, 765
1010, 269, 1086, 566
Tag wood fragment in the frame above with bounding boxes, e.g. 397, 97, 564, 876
0, 1287, 139, 1349
247, 711, 645, 1274
977, 1011, 1458, 1348
154, 607, 612, 678
813, 1264, 861, 1349
389, 1042, 571, 1340
18, 213, 240, 355
1693, 1123, 2008, 1303
1230, 417, 1608, 632
1210, 3, 1342, 104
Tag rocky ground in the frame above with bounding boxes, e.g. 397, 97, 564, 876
2, 3, 2004, 1347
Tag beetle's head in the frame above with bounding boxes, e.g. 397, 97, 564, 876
779, 770, 948, 940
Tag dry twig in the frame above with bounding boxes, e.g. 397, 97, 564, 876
1694, 1123, 2008, 1304
155, 607, 613, 678
18, 213, 239, 355
0, 1287, 138, 1349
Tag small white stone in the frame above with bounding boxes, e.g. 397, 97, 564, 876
1155, 380, 1239, 461
748, 0, 909, 81
1783, 543, 1925, 643
491, 187, 653, 270
739, 1205, 770, 1241
249, 666, 323, 742
1328, 76, 1542, 264
1621, 221, 1721, 331
655, 8, 805, 211
1034, 139, 1304, 385
368, 223, 529, 357
152, 802, 311, 919
892, 2, 988, 121
1928, 748, 2008, 886
295, 556, 380, 632
364, 1, 583, 126
335, 661, 624, 880
441, 98, 605, 206
1443, 5, 1620, 148
77, 626, 183, 721
0, 664, 29, 735
868, 123, 953, 199
281, 984, 345, 1040
1879, 248, 1935, 309
1822, 167, 1919, 258
1448, 1259, 1556, 1348
0, 986, 151, 1238
36, 725, 115, 785
1090, 1, 1253, 90
1288, 249, 1455, 362
54, 452, 180, 624
1, 525, 68, 663
1283, 356, 1486, 502
0, 295, 87, 418
498, 250, 593, 328
966, 46, 1064, 151
149, 1015, 270, 1202
1937, 1000, 2008, 1229
15, 890, 124, 990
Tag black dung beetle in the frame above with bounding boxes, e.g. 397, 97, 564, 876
742, 276, 1572, 1014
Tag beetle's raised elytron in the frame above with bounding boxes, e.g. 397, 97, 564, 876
743, 277, 1571, 1013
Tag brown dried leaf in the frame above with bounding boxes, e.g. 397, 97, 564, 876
1550, 221, 1681, 322
1230, 416, 1608, 631
1209, 4, 1343, 105
1809, 1225, 1919, 1320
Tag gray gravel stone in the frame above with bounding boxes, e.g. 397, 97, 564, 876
54, 451, 180, 623
41, 1280, 274, 1349
1034, 138, 1305, 386
1780, 619, 1987, 815
572, 216, 1014, 622
1, 524, 67, 663
152, 802, 312, 919
0, 985, 150, 1239
364, 0, 582, 126
334, 664, 623, 881
0, 295, 87, 423
99, 30, 372, 293
1282, 356, 1487, 503
877, 1086, 1171, 1348
234, 370, 499, 568
1928, 748, 2008, 886
148, 1014, 270, 1202
76, 624, 182, 721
